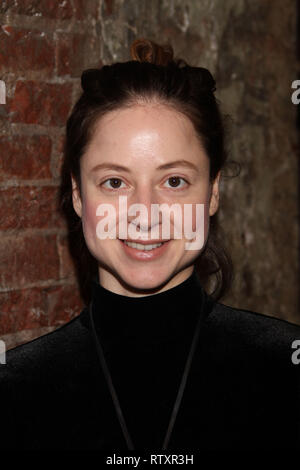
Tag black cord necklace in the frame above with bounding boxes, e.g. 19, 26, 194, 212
88, 287, 206, 450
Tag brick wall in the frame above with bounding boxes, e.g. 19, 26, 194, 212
0, 0, 102, 349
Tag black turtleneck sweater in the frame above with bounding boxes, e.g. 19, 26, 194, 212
0, 268, 300, 450
89, 270, 206, 450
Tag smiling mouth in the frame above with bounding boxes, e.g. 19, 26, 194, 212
120, 239, 169, 251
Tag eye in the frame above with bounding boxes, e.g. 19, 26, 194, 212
101, 178, 126, 190
164, 176, 189, 189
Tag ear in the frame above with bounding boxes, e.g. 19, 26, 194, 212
71, 175, 82, 218
209, 171, 221, 216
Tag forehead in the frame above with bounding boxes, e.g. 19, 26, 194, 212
81, 103, 209, 175
88, 103, 202, 150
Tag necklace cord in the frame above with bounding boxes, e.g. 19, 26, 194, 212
89, 304, 135, 450
162, 290, 205, 450
88, 285, 206, 451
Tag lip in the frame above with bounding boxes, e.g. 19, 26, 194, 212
119, 239, 172, 260
120, 239, 169, 245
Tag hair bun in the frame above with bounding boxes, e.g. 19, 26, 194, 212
186, 66, 216, 93
130, 38, 174, 66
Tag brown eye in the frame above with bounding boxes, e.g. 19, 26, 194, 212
102, 178, 125, 190
109, 178, 122, 188
165, 176, 188, 189
168, 177, 181, 187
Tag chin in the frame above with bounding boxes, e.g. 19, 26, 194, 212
116, 265, 174, 294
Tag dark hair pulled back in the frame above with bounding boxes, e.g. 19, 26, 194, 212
60, 37, 234, 304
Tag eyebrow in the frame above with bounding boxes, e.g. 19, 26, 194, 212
90, 159, 199, 173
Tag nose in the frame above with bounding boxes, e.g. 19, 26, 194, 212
127, 186, 160, 237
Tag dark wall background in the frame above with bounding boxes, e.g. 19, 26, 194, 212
0, 0, 299, 349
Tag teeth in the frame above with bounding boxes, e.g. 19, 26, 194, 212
123, 241, 164, 251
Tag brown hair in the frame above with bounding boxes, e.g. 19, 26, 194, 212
59, 38, 236, 304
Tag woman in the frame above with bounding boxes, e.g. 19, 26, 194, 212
0, 38, 300, 451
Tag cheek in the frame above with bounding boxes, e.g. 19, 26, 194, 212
198, 202, 210, 236
180, 198, 210, 239
81, 200, 101, 241
82, 198, 120, 246
186, 205, 209, 244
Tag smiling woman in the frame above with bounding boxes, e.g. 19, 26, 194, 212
70, 102, 219, 296
61, 40, 230, 302
1, 38, 300, 451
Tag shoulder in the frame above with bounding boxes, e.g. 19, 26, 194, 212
204, 300, 300, 361
208, 300, 300, 335
0, 308, 95, 449
0, 307, 91, 382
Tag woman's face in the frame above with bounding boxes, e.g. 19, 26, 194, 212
72, 103, 220, 296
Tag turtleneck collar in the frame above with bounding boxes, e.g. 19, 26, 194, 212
90, 267, 213, 344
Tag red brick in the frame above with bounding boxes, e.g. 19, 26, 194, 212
0, 234, 60, 288
103, 0, 115, 17
0, 135, 52, 181
73, 0, 99, 20
0, 186, 65, 230
46, 283, 83, 325
0, 282, 83, 335
0, 27, 54, 75
9, 81, 72, 126
52, 134, 65, 178
57, 234, 76, 279
1, 0, 74, 20
56, 32, 101, 77
0, 287, 48, 334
